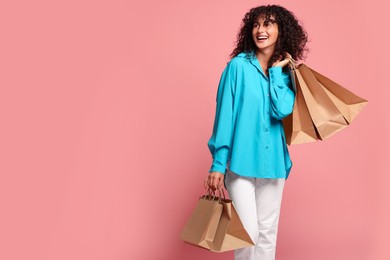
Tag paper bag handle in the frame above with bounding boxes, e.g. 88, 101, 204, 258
288, 57, 298, 70
203, 187, 226, 202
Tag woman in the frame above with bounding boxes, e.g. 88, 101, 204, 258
205, 5, 308, 260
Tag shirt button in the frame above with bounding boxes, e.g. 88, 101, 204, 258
265, 145, 269, 149
265, 128, 269, 132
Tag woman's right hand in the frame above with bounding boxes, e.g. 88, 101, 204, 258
204, 171, 225, 190
272, 52, 297, 68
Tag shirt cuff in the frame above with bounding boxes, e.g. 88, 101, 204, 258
209, 148, 229, 174
269, 66, 285, 86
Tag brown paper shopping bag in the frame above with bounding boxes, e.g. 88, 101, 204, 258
283, 66, 318, 145
210, 195, 254, 252
310, 68, 368, 124
180, 189, 254, 252
180, 193, 223, 250
283, 63, 367, 144
297, 64, 348, 140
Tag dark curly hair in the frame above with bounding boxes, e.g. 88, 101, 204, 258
230, 5, 308, 70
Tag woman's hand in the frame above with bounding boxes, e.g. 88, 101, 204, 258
204, 171, 224, 190
272, 52, 296, 68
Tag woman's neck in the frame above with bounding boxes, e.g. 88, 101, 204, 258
256, 48, 274, 76
255, 48, 274, 68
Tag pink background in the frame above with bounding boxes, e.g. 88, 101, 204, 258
1, 1, 389, 259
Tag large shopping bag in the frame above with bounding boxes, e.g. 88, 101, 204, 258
296, 64, 348, 140
310, 68, 368, 124
283, 63, 367, 145
180, 189, 254, 252
282, 65, 318, 145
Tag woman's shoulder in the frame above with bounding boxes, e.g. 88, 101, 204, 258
226, 52, 252, 69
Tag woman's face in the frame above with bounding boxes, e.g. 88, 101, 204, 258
252, 15, 279, 53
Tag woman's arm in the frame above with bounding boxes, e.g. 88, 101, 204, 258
268, 57, 295, 120
207, 60, 238, 175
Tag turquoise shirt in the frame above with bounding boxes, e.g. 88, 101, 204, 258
207, 52, 295, 180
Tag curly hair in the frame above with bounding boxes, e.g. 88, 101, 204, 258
230, 5, 308, 70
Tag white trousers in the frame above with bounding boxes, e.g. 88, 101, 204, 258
224, 168, 286, 260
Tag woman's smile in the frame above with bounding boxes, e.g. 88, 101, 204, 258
255, 34, 269, 42
252, 15, 279, 52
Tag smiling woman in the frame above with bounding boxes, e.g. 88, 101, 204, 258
230, 5, 308, 72
252, 16, 280, 75
205, 4, 308, 260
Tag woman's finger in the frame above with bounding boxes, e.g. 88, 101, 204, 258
214, 175, 219, 187
212, 176, 218, 189
278, 59, 290, 67
208, 175, 214, 189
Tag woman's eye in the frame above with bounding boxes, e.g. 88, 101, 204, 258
265, 20, 276, 27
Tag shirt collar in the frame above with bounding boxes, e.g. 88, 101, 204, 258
238, 51, 268, 79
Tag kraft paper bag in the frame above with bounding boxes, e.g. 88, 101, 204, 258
210, 197, 254, 252
283, 66, 318, 145
310, 68, 368, 124
297, 64, 348, 140
283, 62, 367, 144
180, 190, 254, 252
180, 194, 223, 250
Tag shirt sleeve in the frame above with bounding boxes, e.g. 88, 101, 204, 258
207, 61, 238, 174
268, 66, 295, 120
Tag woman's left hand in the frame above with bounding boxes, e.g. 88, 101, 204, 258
272, 53, 295, 68
204, 171, 224, 191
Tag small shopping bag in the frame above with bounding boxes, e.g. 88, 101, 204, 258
210, 191, 254, 252
180, 189, 254, 252
180, 192, 223, 250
